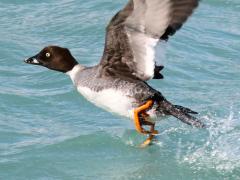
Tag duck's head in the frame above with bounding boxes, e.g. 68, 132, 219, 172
24, 46, 78, 73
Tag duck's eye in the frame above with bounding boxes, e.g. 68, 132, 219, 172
46, 52, 51, 58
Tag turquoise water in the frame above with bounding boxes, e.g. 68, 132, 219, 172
0, 0, 240, 179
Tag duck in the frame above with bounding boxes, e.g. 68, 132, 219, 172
24, 0, 204, 147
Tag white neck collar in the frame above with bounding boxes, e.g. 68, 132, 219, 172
66, 64, 84, 82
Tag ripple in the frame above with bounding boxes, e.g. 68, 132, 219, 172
0, 0, 240, 179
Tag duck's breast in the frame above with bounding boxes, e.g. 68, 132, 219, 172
77, 86, 136, 118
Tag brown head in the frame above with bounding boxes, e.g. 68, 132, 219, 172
24, 46, 78, 73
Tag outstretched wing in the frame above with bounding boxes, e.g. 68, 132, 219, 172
98, 0, 199, 81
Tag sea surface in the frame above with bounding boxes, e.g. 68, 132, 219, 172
0, 0, 239, 179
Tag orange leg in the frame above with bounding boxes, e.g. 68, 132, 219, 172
141, 112, 158, 135
140, 124, 156, 148
134, 100, 153, 134
140, 117, 159, 147
133, 100, 159, 147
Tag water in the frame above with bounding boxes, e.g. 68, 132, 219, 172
0, 0, 239, 179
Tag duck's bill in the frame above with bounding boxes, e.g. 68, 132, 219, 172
24, 54, 42, 65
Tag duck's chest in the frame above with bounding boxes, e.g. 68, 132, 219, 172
77, 86, 136, 118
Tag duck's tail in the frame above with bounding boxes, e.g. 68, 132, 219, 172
158, 99, 205, 128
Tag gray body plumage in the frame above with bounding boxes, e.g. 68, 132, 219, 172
67, 64, 204, 128
70, 65, 161, 106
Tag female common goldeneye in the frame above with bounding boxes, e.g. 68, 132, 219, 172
25, 0, 204, 147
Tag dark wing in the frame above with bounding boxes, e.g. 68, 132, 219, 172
98, 0, 199, 81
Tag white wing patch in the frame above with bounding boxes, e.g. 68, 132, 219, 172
126, 29, 159, 80
124, 0, 172, 80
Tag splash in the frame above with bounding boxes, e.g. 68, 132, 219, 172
178, 109, 240, 173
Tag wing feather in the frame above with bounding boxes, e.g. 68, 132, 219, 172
99, 0, 199, 81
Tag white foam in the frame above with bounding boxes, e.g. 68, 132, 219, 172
176, 110, 240, 173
